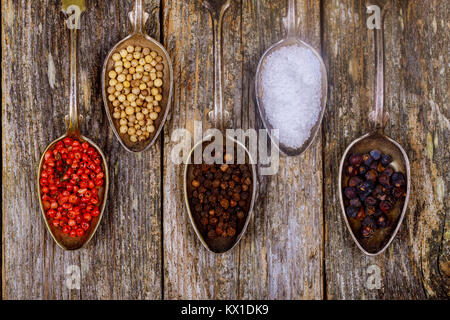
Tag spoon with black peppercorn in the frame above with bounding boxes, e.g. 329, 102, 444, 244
37, 1, 109, 250
183, 0, 257, 254
338, 3, 410, 256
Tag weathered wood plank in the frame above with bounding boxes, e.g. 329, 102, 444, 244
2, 0, 448, 300
161, 0, 240, 299
2, 0, 162, 299
237, 0, 323, 299
322, 0, 449, 299
162, 0, 323, 299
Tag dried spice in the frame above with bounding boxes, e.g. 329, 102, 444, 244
343, 150, 406, 239
188, 150, 252, 240
40, 137, 105, 237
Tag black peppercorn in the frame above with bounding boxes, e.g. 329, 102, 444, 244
346, 206, 358, 218
348, 176, 362, 188
383, 166, 394, 177
365, 169, 378, 182
358, 165, 368, 175
391, 172, 405, 188
349, 153, 363, 166
346, 165, 358, 177
356, 207, 365, 221
370, 149, 381, 160
357, 180, 374, 194
344, 187, 358, 199
369, 161, 379, 171
365, 196, 378, 207
361, 225, 374, 238
362, 153, 373, 166
376, 214, 389, 228
381, 154, 392, 166
350, 198, 362, 208
392, 186, 405, 199
365, 205, 376, 216
378, 173, 390, 186
379, 200, 392, 213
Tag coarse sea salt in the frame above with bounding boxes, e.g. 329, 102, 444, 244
261, 44, 322, 150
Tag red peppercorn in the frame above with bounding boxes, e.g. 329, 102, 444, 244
41, 138, 104, 237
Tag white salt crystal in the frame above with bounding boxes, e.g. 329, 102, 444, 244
261, 44, 322, 149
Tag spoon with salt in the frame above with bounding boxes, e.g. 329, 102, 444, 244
37, 0, 109, 250
338, 3, 410, 255
255, 0, 327, 157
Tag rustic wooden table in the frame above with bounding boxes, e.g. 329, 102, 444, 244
2, 0, 448, 299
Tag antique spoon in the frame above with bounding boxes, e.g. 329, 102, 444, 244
37, 0, 109, 250
255, 0, 328, 157
338, 3, 410, 256
102, 0, 173, 153
183, 0, 257, 253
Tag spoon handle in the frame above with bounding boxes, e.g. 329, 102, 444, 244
205, 0, 231, 131
129, 0, 150, 35
370, 2, 390, 130
283, 0, 298, 38
62, 1, 86, 134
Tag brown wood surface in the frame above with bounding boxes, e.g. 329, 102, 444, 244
2, 0, 448, 299
323, 0, 449, 299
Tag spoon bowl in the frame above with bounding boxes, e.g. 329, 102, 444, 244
102, 0, 173, 153
338, 131, 410, 255
184, 135, 256, 253
37, 133, 109, 251
255, 0, 327, 157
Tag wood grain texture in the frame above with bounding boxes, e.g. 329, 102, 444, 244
161, 0, 323, 299
161, 0, 240, 300
2, 0, 448, 300
322, 0, 449, 299
2, 0, 162, 299
236, 0, 323, 300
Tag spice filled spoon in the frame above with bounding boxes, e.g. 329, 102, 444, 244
102, 0, 173, 153
255, 0, 328, 157
37, 0, 109, 250
338, 3, 410, 256
183, 0, 257, 254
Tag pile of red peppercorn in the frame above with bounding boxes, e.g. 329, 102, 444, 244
39, 137, 105, 238
188, 151, 252, 240
343, 149, 406, 238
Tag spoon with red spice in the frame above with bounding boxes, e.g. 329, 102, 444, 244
338, 3, 410, 255
37, 1, 109, 250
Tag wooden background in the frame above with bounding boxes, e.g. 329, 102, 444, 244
2, 0, 448, 299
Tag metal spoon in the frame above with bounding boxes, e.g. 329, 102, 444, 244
183, 0, 257, 254
37, 0, 109, 251
338, 3, 410, 256
255, 0, 328, 157
102, 0, 173, 153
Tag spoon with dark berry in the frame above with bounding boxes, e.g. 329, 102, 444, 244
338, 3, 410, 256
37, 1, 109, 250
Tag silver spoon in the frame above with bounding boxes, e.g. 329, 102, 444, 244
102, 0, 173, 153
183, 0, 257, 253
255, 0, 328, 157
338, 3, 410, 256
37, 0, 109, 250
